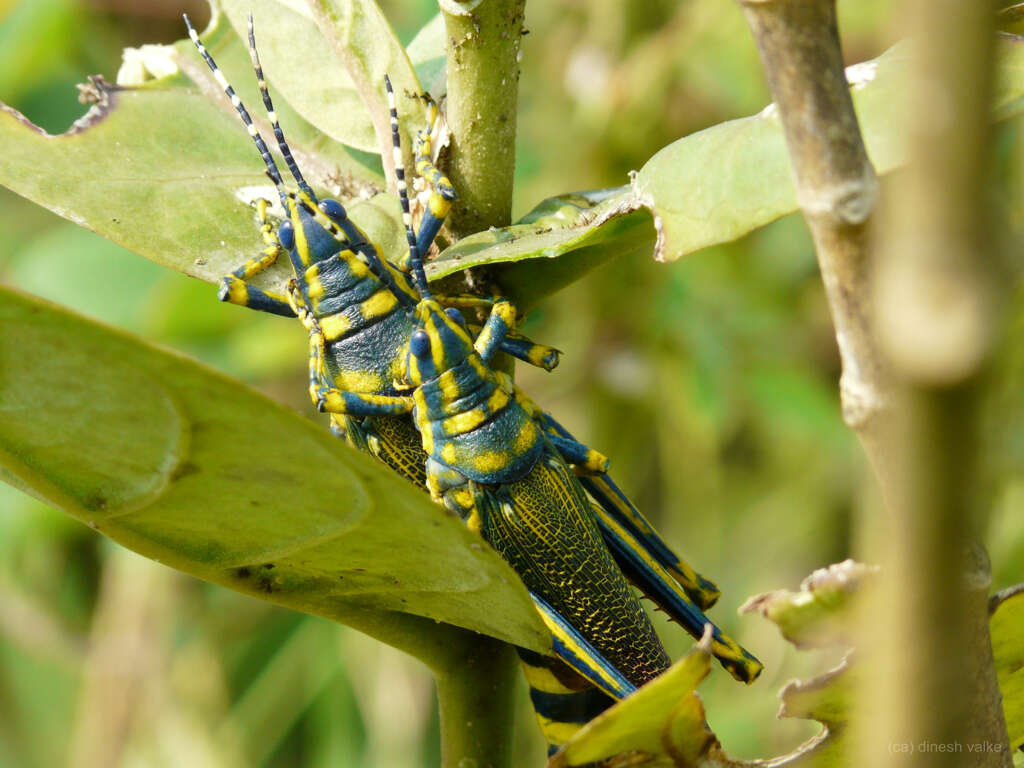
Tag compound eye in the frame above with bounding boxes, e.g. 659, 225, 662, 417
318, 199, 347, 222
410, 330, 431, 359
278, 221, 295, 250
444, 308, 468, 329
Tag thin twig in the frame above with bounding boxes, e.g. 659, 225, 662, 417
737, 1, 1012, 766
735, 0, 891, 491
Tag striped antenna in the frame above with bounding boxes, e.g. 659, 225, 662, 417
184, 14, 286, 203
385, 75, 431, 300
246, 15, 316, 201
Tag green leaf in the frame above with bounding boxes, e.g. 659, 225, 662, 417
549, 634, 716, 768
0, 2, 453, 309
990, 585, 1024, 750
218, 0, 423, 154
427, 37, 1024, 311
550, 561, 876, 768
634, 37, 1024, 262
429, 189, 655, 311
0, 7, 394, 300
407, 13, 447, 99
740, 559, 878, 650
5, 30, 1020, 316
0, 286, 548, 661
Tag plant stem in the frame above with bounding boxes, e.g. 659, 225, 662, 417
428, 7, 530, 761
441, 0, 526, 237
397, 2, 547, 761
736, 0, 889, 488
326, 608, 522, 767
863, 0, 1010, 764
392, 620, 520, 768
433, 637, 520, 768
737, 1, 1011, 765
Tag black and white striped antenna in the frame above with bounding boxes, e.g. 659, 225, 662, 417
385, 75, 431, 300
184, 14, 288, 205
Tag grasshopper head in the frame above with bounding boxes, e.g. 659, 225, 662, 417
276, 191, 347, 272
406, 300, 475, 386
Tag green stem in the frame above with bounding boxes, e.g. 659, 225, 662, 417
433, 636, 519, 768
442, 0, 526, 237
428, 6, 529, 763
327, 609, 522, 767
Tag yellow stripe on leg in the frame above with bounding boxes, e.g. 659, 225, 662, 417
520, 663, 578, 695
534, 716, 582, 747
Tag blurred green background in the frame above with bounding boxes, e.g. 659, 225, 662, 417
0, 1, 1020, 766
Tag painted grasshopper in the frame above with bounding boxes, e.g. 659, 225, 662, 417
186, 15, 761, 750
185, 15, 561, 492
297, 76, 764, 748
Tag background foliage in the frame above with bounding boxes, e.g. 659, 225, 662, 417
0, 1, 1020, 766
